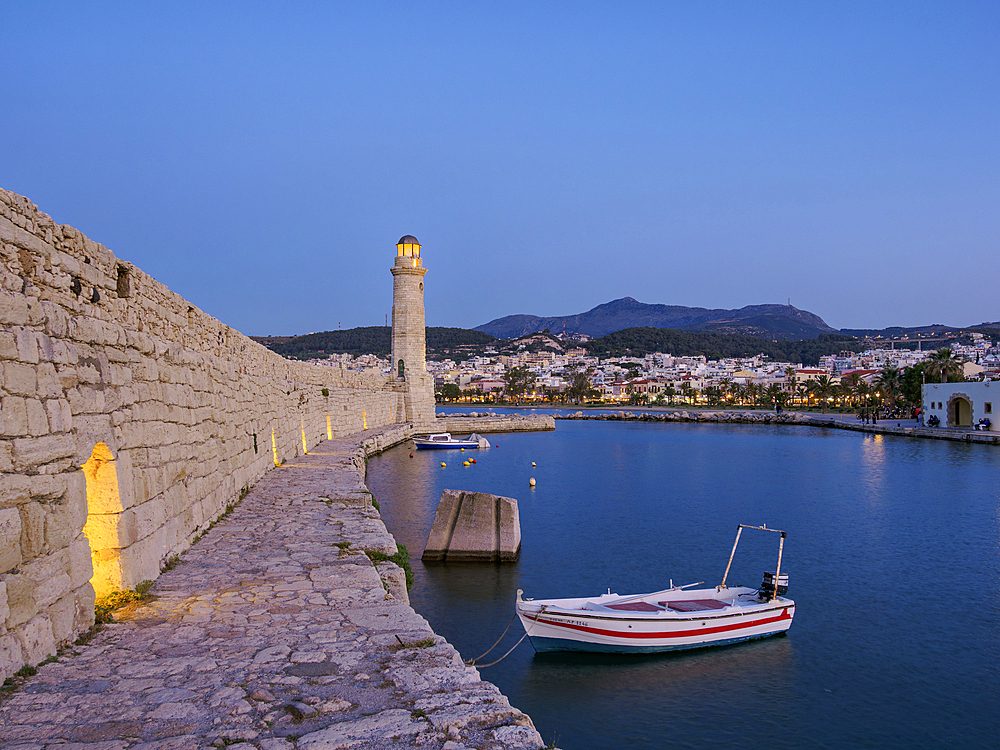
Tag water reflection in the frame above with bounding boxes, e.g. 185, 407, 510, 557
367, 420, 1000, 750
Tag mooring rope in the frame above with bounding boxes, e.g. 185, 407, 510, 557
465, 606, 548, 668
464, 612, 517, 665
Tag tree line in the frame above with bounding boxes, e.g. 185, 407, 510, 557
582, 328, 864, 365
256, 326, 496, 360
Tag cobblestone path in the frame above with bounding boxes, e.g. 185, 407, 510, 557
0, 430, 544, 750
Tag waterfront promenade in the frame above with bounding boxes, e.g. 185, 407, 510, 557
0, 426, 544, 750
547, 408, 1000, 445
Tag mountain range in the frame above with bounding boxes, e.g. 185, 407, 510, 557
474, 297, 837, 341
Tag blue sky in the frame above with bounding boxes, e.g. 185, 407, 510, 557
3, 2, 998, 335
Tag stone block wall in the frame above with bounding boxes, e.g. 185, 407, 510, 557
0, 188, 405, 679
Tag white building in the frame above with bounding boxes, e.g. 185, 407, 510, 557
922, 381, 997, 431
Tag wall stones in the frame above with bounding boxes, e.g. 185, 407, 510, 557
0, 188, 412, 680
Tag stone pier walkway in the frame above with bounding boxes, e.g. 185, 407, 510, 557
0, 429, 544, 750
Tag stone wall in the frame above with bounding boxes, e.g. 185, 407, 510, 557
0, 189, 409, 679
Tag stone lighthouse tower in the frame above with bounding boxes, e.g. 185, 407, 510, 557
391, 235, 436, 425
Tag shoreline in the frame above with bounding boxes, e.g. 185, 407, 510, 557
0, 418, 551, 749
443, 408, 1000, 446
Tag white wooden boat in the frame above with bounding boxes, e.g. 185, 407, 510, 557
412, 432, 489, 449
515, 524, 794, 654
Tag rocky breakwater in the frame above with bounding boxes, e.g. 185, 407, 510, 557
559, 410, 811, 425
0, 427, 544, 750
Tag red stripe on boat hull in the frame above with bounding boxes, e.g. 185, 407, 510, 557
525, 606, 793, 640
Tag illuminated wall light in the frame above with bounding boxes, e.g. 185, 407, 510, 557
82, 443, 124, 597
326, 414, 332, 440
271, 427, 279, 466
362, 409, 368, 430
301, 418, 307, 455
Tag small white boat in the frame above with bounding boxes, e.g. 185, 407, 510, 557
515, 524, 794, 654
412, 432, 490, 450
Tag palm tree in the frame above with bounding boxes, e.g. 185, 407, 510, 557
680, 382, 693, 405
765, 383, 785, 412
809, 375, 836, 414
566, 371, 596, 404
795, 382, 810, 408
842, 372, 863, 409
784, 366, 798, 396
925, 348, 964, 383
663, 385, 677, 406
876, 366, 902, 408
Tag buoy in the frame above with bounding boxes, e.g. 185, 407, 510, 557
460, 448, 465, 452
471, 459, 476, 464
440, 462, 446, 467
463, 460, 470, 466
529, 477, 536, 486
531, 462, 536, 467
409, 453, 414, 458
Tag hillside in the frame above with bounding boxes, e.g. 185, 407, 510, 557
583, 328, 863, 365
475, 297, 836, 340
251, 327, 496, 360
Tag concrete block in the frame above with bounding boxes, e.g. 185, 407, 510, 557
0, 507, 23, 572
422, 489, 521, 563
16, 613, 56, 665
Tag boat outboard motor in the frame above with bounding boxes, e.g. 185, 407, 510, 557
760, 571, 788, 599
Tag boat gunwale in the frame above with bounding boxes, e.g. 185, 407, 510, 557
518, 601, 794, 625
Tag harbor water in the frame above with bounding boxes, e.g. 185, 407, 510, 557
365, 413, 1000, 749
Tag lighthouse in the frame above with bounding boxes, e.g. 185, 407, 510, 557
391, 235, 435, 424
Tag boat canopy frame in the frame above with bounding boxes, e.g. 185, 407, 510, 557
718, 523, 786, 602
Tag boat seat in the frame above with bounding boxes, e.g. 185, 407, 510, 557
603, 601, 663, 612
660, 599, 728, 612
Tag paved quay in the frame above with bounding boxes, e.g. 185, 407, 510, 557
0, 426, 545, 750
